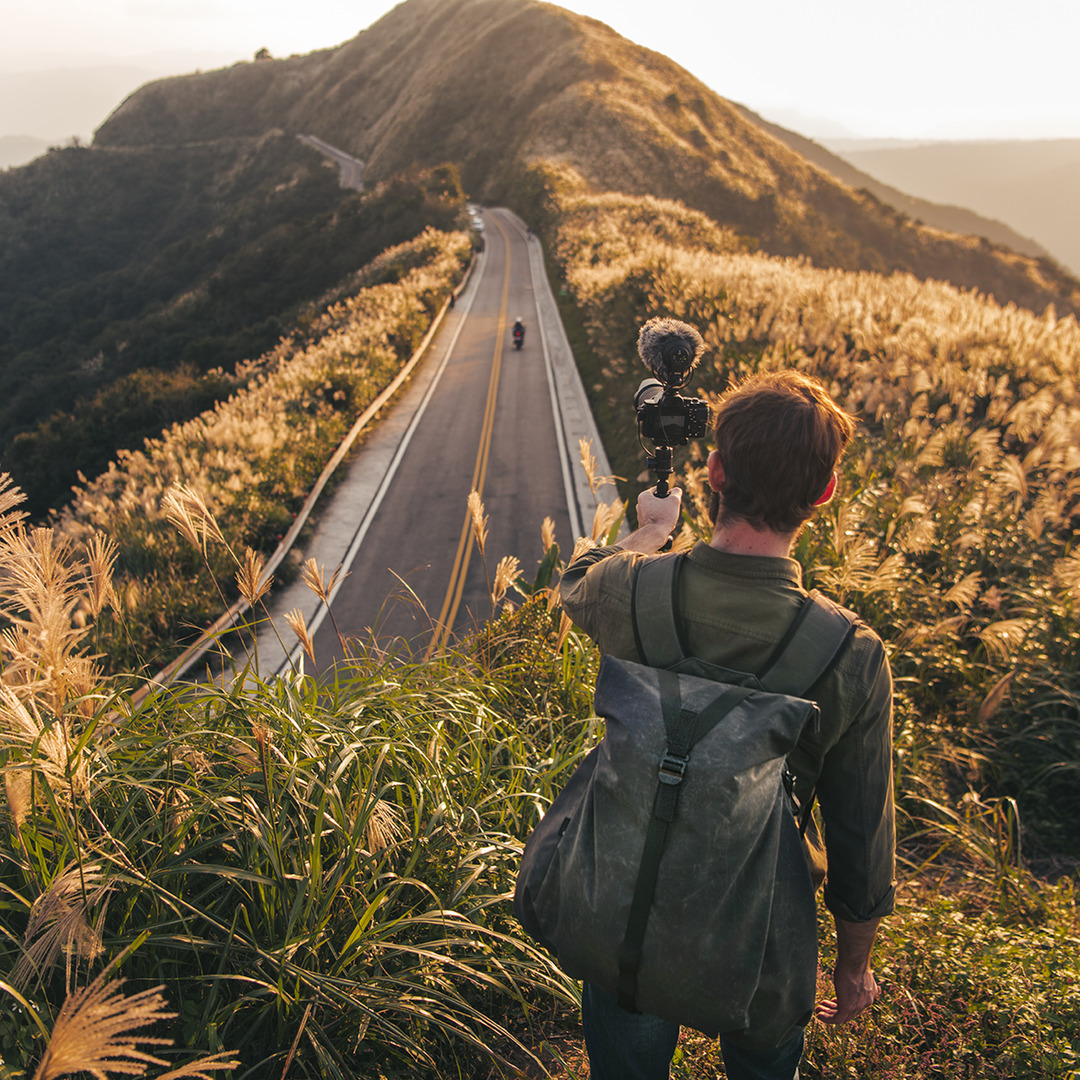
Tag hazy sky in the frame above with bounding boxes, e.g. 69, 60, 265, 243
3, 0, 1079, 142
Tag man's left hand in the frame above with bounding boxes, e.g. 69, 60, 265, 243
815, 967, 880, 1025
816, 916, 882, 1025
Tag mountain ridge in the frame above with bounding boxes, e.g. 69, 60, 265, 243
91, 0, 1080, 318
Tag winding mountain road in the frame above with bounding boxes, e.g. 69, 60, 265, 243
298, 134, 366, 190
255, 207, 616, 675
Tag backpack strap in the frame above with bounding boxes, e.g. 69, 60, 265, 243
632, 555, 856, 698
616, 667, 754, 1012
757, 590, 857, 697
631, 554, 686, 668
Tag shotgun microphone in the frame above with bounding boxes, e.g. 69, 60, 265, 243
636, 317, 705, 387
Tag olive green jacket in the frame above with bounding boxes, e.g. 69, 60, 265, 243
560, 540, 896, 923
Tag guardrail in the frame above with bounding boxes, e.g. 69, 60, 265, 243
131, 252, 478, 704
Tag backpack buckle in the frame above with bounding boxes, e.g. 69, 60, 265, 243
658, 752, 688, 786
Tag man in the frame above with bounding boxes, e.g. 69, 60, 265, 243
560, 370, 895, 1080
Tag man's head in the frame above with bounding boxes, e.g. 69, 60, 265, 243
709, 370, 855, 535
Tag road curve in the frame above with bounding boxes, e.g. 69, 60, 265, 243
298, 134, 365, 190
254, 207, 616, 675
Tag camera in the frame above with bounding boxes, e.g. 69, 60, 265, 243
634, 318, 709, 495
635, 379, 710, 447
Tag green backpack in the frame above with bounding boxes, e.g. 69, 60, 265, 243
514, 553, 856, 1046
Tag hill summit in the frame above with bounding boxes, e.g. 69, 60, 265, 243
96, 0, 1079, 317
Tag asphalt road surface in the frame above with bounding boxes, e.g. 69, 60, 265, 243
298, 134, 366, 190
269, 207, 604, 674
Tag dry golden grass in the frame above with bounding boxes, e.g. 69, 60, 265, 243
32, 966, 238, 1080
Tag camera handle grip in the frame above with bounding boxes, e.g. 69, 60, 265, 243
647, 447, 676, 550
648, 446, 674, 498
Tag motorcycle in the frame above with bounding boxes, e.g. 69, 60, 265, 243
512, 324, 525, 350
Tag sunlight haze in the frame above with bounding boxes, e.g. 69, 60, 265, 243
2, 0, 1079, 143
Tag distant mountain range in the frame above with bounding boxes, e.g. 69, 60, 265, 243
822, 138, 1080, 279
0, 54, 239, 150
734, 107, 1060, 265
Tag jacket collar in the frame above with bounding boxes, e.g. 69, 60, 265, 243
685, 541, 804, 586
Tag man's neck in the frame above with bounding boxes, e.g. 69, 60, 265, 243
709, 519, 795, 559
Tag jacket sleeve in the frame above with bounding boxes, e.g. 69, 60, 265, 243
817, 638, 897, 923
559, 544, 641, 658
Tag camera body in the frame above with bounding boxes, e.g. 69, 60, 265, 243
635, 379, 710, 447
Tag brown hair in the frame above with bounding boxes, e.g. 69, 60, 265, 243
711, 370, 855, 534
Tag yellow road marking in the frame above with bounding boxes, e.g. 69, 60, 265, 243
426, 212, 512, 657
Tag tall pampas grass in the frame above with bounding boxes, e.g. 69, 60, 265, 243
32, 963, 238, 1080
13, 863, 111, 991
0, 475, 111, 808
0, 472, 247, 1074
0, 463, 581, 1077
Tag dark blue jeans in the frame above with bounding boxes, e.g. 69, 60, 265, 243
581, 983, 804, 1080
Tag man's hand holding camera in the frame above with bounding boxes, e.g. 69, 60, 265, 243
617, 486, 684, 555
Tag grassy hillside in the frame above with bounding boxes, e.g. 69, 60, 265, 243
0, 132, 466, 517
91, 0, 1080, 320
3, 179, 1077, 1079
529, 162, 1080, 861
0, 483, 588, 1076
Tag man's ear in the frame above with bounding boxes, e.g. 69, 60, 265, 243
707, 450, 725, 492
814, 472, 838, 506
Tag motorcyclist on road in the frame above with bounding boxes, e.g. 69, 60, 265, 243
512, 317, 525, 350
